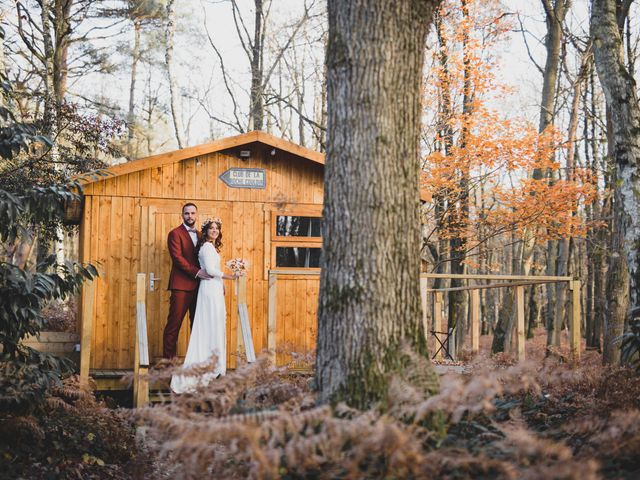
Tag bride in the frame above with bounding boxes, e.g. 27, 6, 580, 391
171, 218, 236, 394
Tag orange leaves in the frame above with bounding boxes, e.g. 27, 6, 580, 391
422, 0, 597, 251
486, 177, 597, 241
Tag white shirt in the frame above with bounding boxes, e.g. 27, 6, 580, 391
183, 223, 198, 247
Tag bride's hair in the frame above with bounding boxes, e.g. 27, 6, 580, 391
198, 219, 223, 253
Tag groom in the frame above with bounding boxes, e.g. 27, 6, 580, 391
163, 202, 213, 359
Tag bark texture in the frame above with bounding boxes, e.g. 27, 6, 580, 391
316, 0, 441, 408
592, 0, 640, 350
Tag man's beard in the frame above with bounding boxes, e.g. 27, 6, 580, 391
184, 218, 196, 226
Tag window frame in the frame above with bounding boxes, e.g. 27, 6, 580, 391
264, 208, 323, 276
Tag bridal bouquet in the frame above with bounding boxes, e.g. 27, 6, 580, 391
226, 258, 248, 277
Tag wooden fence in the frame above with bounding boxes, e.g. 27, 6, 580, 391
421, 273, 581, 361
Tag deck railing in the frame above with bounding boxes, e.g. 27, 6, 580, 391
133, 273, 149, 407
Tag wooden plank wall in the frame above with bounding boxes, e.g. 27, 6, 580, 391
275, 276, 319, 366
81, 150, 323, 370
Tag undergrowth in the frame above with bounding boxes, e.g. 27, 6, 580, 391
136, 336, 640, 479
0, 376, 142, 479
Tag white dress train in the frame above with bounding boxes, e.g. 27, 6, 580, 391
171, 242, 226, 394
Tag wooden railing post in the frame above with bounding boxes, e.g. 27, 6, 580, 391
515, 285, 525, 361
433, 291, 443, 360
267, 272, 277, 365
470, 289, 480, 353
236, 275, 256, 363
420, 276, 429, 341
134, 273, 149, 408
79, 279, 96, 388
236, 275, 246, 358
570, 279, 581, 360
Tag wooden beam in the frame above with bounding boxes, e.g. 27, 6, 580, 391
267, 272, 277, 365
433, 292, 443, 360
515, 286, 525, 361
427, 280, 560, 293
134, 273, 149, 408
79, 280, 96, 388
420, 276, 429, 342
470, 289, 480, 353
268, 269, 321, 276
570, 279, 581, 360
421, 273, 572, 282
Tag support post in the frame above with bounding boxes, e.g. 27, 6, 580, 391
433, 292, 443, 360
236, 275, 255, 363
79, 280, 96, 388
420, 276, 429, 341
471, 289, 480, 353
570, 279, 581, 360
515, 285, 525, 361
267, 272, 277, 365
134, 273, 149, 408
236, 275, 247, 358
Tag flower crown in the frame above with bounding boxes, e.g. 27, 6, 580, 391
201, 217, 222, 231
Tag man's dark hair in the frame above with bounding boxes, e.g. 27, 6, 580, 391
182, 202, 198, 212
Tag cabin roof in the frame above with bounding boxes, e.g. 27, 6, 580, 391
81, 130, 432, 202
81, 131, 324, 184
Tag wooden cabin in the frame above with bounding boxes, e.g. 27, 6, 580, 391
76, 131, 433, 388
77, 131, 327, 385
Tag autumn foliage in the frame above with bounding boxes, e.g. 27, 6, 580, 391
422, 0, 597, 266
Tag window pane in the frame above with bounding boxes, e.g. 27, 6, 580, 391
275, 247, 322, 268
275, 215, 322, 237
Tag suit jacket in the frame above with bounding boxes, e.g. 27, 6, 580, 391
167, 225, 200, 291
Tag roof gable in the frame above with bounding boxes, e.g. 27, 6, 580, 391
84, 131, 325, 184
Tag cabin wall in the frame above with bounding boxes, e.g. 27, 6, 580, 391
81, 151, 323, 370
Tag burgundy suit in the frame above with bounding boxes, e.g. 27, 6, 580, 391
163, 224, 200, 358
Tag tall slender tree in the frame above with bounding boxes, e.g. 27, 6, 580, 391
591, 0, 639, 364
165, 0, 184, 148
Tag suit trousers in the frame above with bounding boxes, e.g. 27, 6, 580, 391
163, 289, 197, 359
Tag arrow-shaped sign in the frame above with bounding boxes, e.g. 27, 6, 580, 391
219, 168, 266, 189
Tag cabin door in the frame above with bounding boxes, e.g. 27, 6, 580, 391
139, 199, 233, 364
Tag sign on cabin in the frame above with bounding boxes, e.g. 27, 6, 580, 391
219, 167, 266, 189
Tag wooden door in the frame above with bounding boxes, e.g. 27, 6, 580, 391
140, 199, 233, 364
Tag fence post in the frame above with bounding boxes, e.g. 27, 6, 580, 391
420, 276, 429, 342
515, 285, 525, 361
570, 279, 581, 360
433, 292, 443, 360
471, 289, 480, 353
79, 279, 95, 388
134, 273, 149, 408
267, 272, 277, 365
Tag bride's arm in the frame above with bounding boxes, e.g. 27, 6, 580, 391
201, 243, 224, 278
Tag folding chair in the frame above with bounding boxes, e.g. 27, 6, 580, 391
431, 327, 455, 360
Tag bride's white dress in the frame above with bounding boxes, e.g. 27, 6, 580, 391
171, 242, 226, 394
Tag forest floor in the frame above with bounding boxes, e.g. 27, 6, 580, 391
2, 328, 639, 479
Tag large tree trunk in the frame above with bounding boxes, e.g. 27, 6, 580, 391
603, 200, 629, 364
592, 0, 640, 356
165, 0, 185, 148
316, 0, 441, 409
